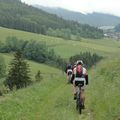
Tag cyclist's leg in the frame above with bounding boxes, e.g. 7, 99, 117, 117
66, 72, 69, 83
73, 80, 77, 99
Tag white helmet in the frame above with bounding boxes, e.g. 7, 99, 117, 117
76, 60, 83, 65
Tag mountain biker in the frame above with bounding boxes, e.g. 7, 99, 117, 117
65, 63, 73, 83
72, 60, 88, 108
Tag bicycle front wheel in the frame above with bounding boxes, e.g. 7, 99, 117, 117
78, 101, 82, 114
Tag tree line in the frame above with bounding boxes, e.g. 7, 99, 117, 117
69, 52, 103, 69
0, 37, 67, 70
0, 0, 103, 39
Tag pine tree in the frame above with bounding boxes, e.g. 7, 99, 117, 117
4, 51, 31, 90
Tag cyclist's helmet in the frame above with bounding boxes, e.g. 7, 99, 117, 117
76, 60, 83, 65
68, 64, 72, 69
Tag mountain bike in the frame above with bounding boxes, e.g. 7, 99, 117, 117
75, 77, 85, 114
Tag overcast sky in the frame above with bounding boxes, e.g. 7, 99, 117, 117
21, 0, 120, 17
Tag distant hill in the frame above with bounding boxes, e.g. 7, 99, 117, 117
0, 0, 103, 39
34, 5, 120, 27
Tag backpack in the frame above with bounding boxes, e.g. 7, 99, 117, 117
76, 65, 83, 77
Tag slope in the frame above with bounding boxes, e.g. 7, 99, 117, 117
0, 54, 92, 120
0, 55, 120, 120
87, 58, 120, 120
0, 53, 61, 80
0, 27, 120, 120
0, 27, 120, 59
0, 0, 103, 39
34, 5, 120, 27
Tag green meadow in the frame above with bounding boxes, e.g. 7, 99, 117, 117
0, 27, 120, 58
0, 27, 120, 120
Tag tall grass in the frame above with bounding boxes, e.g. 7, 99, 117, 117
87, 58, 120, 120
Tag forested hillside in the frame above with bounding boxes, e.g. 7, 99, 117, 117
34, 5, 120, 27
0, 0, 103, 39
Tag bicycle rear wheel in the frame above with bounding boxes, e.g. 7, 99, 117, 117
76, 92, 82, 114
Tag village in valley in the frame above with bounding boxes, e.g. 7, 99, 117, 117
100, 26, 120, 40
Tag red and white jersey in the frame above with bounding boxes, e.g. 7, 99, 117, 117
73, 66, 87, 75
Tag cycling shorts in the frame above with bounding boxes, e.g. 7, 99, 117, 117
74, 77, 86, 89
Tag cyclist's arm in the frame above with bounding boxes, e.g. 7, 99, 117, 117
85, 74, 88, 85
71, 74, 75, 84
84, 68, 88, 85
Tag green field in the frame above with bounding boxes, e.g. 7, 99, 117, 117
0, 27, 120, 120
0, 27, 120, 58
0, 53, 62, 80
0, 54, 93, 120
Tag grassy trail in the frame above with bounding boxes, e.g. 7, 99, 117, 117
30, 77, 93, 120
0, 54, 93, 120
1, 56, 120, 120
0, 74, 93, 120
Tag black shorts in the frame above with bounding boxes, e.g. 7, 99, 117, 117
74, 77, 85, 87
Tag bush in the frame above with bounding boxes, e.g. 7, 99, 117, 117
69, 52, 103, 68
35, 70, 42, 82
0, 55, 6, 78
0, 37, 67, 70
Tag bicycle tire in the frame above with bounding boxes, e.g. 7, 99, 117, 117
76, 98, 79, 110
78, 100, 82, 114
76, 91, 82, 114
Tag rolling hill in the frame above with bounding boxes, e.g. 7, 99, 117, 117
0, 27, 120, 58
0, 0, 103, 39
0, 1, 120, 120
0, 27, 120, 120
34, 5, 120, 27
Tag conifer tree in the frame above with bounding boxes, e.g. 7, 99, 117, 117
4, 51, 31, 90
